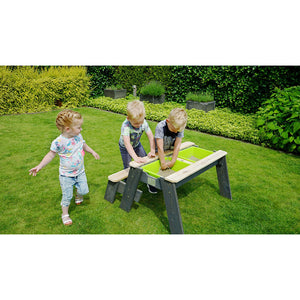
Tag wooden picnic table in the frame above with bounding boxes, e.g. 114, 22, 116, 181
104, 142, 232, 234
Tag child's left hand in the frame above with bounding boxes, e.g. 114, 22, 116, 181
147, 150, 156, 158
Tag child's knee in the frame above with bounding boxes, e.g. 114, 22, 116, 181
76, 174, 89, 195
77, 185, 89, 196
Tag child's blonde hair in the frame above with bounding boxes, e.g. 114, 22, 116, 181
168, 108, 187, 132
127, 100, 145, 121
56, 109, 82, 132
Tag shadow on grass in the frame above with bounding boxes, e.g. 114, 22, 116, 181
137, 178, 217, 233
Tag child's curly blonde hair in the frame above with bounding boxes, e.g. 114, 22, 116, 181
127, 100, 145, 121
168, 108, 187, 132
56, 110, 82, 132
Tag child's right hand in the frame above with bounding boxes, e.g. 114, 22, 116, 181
160, 160, 170, 170
29, 166, 41, 176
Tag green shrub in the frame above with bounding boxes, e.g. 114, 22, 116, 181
256, 86, 300, 154
89, 66, 300, 113
140, 81, 165, 96
0, 66, 90, 115
84, 97, 260, 145
87, 66, 115, 98
186, 92, 214, 102
113, 66, 172, 96
105, 84, 123, 90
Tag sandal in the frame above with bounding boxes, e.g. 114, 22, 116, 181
75, 193, 83, 205
62, 214, 72, 226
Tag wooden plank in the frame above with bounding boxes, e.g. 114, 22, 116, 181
108, 168, 130, 182
129, 141, 196, 168
164, 150, 227, 183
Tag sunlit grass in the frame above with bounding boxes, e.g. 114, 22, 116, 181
0, 107, 299, 234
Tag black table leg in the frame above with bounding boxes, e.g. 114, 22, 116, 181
104, 180, 119, 203
160, 178, 184, 234
216, 156, 232, 200
119, 166, 143, 212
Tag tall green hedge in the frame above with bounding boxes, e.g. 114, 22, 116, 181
87, 66, 115, 98
0, 66, 90, 115
87, 66, 300, 114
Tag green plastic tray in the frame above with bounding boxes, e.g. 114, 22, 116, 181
142, 157, 190, 178
178, 146, 213, 162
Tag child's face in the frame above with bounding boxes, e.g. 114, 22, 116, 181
128, 117, 144, 129
166, 119, 179, 133
67, 119, 83, 137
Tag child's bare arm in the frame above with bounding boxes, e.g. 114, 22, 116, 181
123, 135, 147, 164
156, 138, 169, 170
29, 150, 56, 176
169, 137, 182, 168
146, 130, 156, 157
83, 143, 100, 160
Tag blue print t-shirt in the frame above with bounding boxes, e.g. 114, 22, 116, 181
119, 119, 151, 148
50, 134, 85, 177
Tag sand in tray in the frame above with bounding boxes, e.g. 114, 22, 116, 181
157, 168, 176, 177
189, 156, 199, 161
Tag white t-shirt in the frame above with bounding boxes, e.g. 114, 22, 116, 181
50, 134, 85, 177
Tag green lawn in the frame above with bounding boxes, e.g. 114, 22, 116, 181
0, 107, 299, 234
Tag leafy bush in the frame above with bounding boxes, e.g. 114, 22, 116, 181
186, 92, 214, 102
105, 84, 123, 90
84, 97, 260, 145
140, 81, 165, 96
113, 66, 171, 97
0, 66, 90, 115
256, 86, 300, 154
89, 66, 300, 113
87, 66, 115, 98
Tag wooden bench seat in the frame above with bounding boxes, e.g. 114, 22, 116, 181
108, 168, 130, 183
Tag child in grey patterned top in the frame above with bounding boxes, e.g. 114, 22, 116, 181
155, 108, 187, 170
119, 100, 156, 169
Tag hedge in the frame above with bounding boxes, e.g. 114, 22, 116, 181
87, 66, 300, 114
86, 66, 115, 98
83, 97, 260, 146
0, 66, 90, 115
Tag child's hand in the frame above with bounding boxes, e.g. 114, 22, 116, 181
92, 151, 100, 160
168, 160, 175, 169
160, 160, 170, 170
147, 150, 156, 158
134, 156, 148, 164
29, 166, 41, 176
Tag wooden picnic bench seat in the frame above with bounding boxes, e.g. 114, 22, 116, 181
108, 168, 130, 183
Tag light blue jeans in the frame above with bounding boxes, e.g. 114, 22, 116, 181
59, 172, 89, 207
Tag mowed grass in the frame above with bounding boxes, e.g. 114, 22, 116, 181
0, 107, 299, 234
